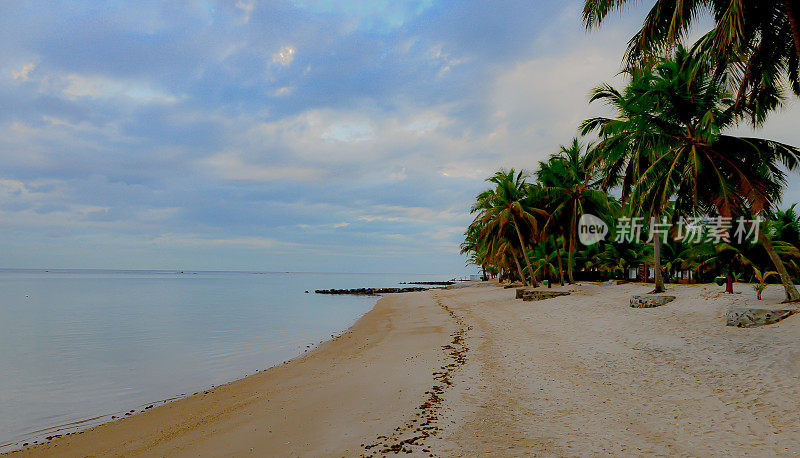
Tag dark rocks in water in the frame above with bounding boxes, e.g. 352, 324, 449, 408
315, 287, 429, 295
399, 281, 455, 285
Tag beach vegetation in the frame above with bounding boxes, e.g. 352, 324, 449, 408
582, 0, 800, 120
462, 4, 800, 302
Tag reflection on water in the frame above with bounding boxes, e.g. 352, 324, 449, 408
0, 270, 451, 450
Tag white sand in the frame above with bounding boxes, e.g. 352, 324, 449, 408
432, 282, 800, 455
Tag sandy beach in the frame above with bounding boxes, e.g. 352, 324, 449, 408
9, 282, 800, 456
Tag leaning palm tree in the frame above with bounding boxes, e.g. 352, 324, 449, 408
466, 217, 517, 283
583, 45, 800, 299
471, 169, 543, 287
461, 222, 491, 280
582, 0, 800, 118
534, 139, 612, 283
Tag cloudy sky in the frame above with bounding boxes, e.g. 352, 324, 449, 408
2, 1, 799, 274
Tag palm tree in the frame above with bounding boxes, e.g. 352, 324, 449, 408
583, 46, 800, 299
692, 241, 754, 292
535, 138, 612, 283
595, 239, 650, 279
575, 242, 604, 278
582, 0, 800, 117
772, 203, 800, 247
580, 66, 671, 291
529, 238, 561, 287
461, 222, 492, 280
466, 216, 518, 283
470, 169, 542, 287
552, 235, 566, 286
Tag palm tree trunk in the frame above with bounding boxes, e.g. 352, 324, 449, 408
758, 229, 800, 302
511, 249, 526, 286
567, 203, 577, 283
554, 236, 565, 286
725, 263, 734, 293
512, 215, 539, 287
561, 236, 571, 284
652, 234, 665, 293
784, 0, 800, 62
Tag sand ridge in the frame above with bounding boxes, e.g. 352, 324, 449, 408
361, 296, 470, 455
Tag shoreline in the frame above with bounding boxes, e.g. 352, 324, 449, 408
9, 281, 800, 456
7, 288, 460, 456
0, 291, 383, 454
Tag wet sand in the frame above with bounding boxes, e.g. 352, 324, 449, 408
9, 282, 800, 456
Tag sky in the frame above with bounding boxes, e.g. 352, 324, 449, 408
1, 1, 799, 274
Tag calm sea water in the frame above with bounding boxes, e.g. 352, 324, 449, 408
0, 269, 455, 450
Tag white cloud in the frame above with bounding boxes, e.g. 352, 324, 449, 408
202, 151, 322, 182
12, 68, 181, 105
358, 204, 462, 224
321, 121, 374, 142
388, 167, 407, 181
272, 45, 296, 66
12, 62, 35, 81
150, 234, 289, 249
430, 44, 462, 75
403, 114, 442, 134
235, 0, 255, 23
60, 74, 179, 103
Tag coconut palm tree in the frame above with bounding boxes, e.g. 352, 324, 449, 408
470, 169, 543, 287
772, 203, 800, 247
582, 0, 800, 117
461, 221, 492, 280
535, 138, 612, 283
575, 242, 604, 278
465, 216, 519, 284
691, 241, 754, 292
596, 239, 651, 279
583, 46, 800, 299
581, 66, 671, 291
529, 238, 562, 287
660, 239, 694, 282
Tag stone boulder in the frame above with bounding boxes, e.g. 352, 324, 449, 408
521, 290, 570, 301
630, 295, 676, 308
726, 305, 797, 327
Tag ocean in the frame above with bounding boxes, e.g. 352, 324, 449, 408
0, 269, 456, 451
